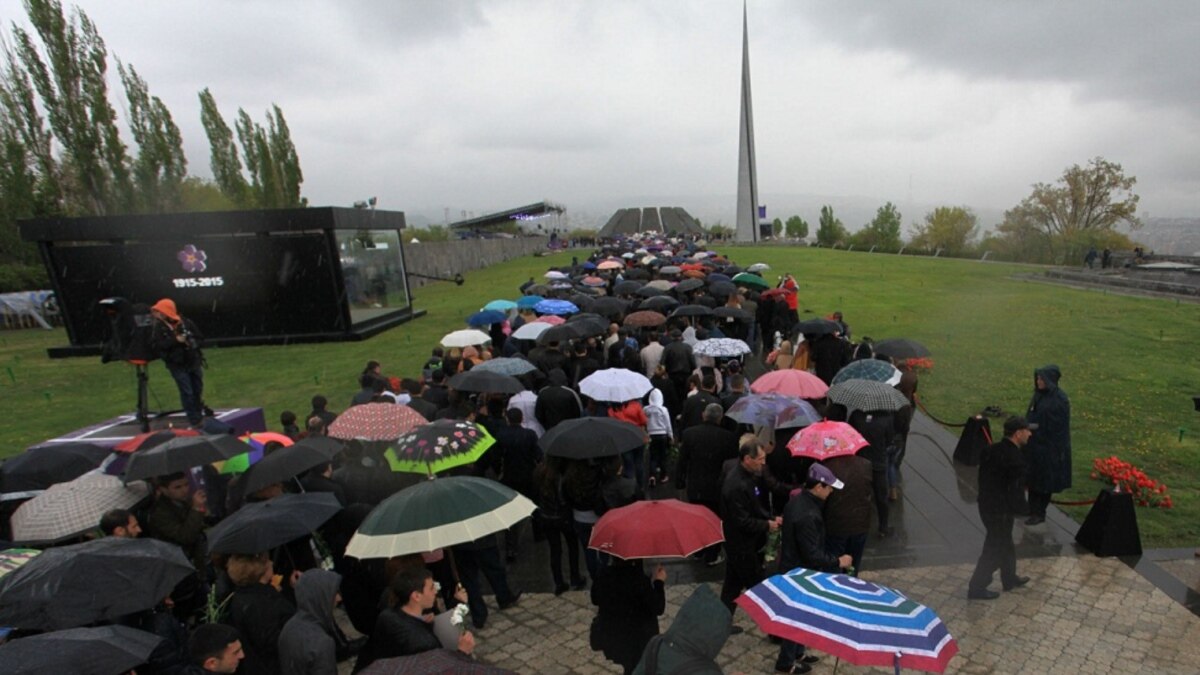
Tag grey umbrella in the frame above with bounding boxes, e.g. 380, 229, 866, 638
472, 357, 538, 377
448, 369, 525, 394
124, 434, 248, 482
206, 492, 343, 554
0, 625, 163, 675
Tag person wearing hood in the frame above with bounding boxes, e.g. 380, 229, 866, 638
535, 368, 582, 431
1024, 365, 1071, 525
278, 569, 342, 675
645, 388, 672, 487
631, 584, 731, 675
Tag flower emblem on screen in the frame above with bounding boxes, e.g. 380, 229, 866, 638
177, 244, 207, 273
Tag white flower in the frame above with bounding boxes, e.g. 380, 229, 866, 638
449, 602, 470, 628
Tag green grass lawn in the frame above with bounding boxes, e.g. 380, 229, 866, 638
2, 245, 1197, 547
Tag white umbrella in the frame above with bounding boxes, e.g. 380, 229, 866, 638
512, 322, 551, 340
543, 270, 569, 280
440, 329, 491, 348
748, 263, 771, 272
579, 368, 653, 402
11, 473, 149, 545
693, 338, 751, 358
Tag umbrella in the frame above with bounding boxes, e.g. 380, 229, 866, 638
10, 473, 149, 545
237, 436, 345, 496
751, 370, 830, 399
123, 434, 248, 482
0, 443, 111, 496
669, 304, 713, 319
588, 499, 723, 559
636, 285, 668, 298
692, 338, 751, 358
732, 272, 770, 289
205, 492, 343, 554
328, 402, 428, 442
448, 370, 525, 394
621, 252, 636, 259
579, 368, 653, 402
567, 292, 596, 309
483, 299, 517, 312
713, 306, 753, 322
737, 569, 958, 673
534, 299, 579, 315
760, 288, 791, 301
827, 379, 911, 414
624, 310, 667, 328
531, 314, 566, 325
516, 295, 543, 309
645, 279, 673, 291
361, 649, 518, 675
591, 296, 628, 319
723, 265, 743, 275
709, 281, 738, 297
774, 400, 823, 430
539, 417, 647, 459
441, 329, 492, 348
748, 262, 770, 272
659, 265, 681, 275
220, 432, 295, 474
384, 420, 496, 476
832, 359, 903, 387
536, 323, 582, 344
543, 270, 570, 280
873, 338, 933, 361
0, 548, 40, 579
466, 309, 506, 327
581, 275, 607, 287
346, 476, 536, 559
786, 421, 869, 460
525, 284, 551, 296
112, 428, 198, 454
706, 273, 732, 283
0, 537, 192, 630
597, 259, 623, 270
511, 321, 551, 341
566, 315, 611, 337
582, 261, 598, 270
726, 393, 810, 427
0, 625, 164, 675
796, 318, 843, 336
614, 280, 644, 295
675, 278, 704, 293
641, 296, 679, 311
472, 357, 538, 377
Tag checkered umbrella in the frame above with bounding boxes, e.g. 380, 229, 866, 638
328, 403, 427, 442
471, 357, 538, 377
832, 359, 903, 386
10, 473, 150, 545
826, 379, 911, 414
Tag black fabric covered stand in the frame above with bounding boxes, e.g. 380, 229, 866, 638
953, 416, 992, 466
1075, 489, 1142, 557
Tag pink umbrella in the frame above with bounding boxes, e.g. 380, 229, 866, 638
597, 259, 623, 270
787, 420, 868, 460
582, 275, 607, 287
750, 370, 829, 399
532, 315, 565, 325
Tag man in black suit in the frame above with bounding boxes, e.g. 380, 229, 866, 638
676, 403, 738, 564
968, 416, 1034, 599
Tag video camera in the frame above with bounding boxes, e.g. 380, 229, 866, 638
99, 297, 157, 364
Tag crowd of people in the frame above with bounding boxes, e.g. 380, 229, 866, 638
0, 234, 1074, 675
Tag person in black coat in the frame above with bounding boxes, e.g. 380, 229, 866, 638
353, 568, 474, 673
808, 333, 850, 385
677, 373, 721, 432
1024, 365, 1071, 524
719, 437, 781, 613
534, 369, 583, 431
846, 408, 900, 537
590, 560, 668, 675
493, 408, 543, 559
149, 298, 207, 427
222, 553, 295, 675
676, 404, 738, 563
968, 416, 1034, 600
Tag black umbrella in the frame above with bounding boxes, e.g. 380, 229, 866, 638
641, 295, 680, 311
568, 316, 612, 337
568, 293, 596, 310
723, 265, 743, 275
670, 304, 714, 319
636, 285, 668, 298
623, 268, 650, 280
536, 323, 583, 345
796, 318, 843, 336
448, 369, 525, 394
0, 625, 163, 675
0, 537, 193, 630
0, 443, 110, 495
708, 280, 737, 297
123, 434, 248, 483
613, 280, 643, 295
539, 418, 647, 459
526, 283, 551, 296
676, 278, 704, 293
206, 492, 343, 554
238, 436, 345, 496
590, 296, 628, 319
873, 338, 933, 360
714, 306, 754, 322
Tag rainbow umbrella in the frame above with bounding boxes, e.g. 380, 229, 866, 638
219, 432, 294, 474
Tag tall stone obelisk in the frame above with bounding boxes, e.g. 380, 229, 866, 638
735, 2, 759, 243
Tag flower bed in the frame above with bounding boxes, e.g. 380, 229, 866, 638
1091, 456, 1173, 508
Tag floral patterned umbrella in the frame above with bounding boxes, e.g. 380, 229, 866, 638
384, 420, 496, 476
328, 403, 427, 442
786, 420, 869, 461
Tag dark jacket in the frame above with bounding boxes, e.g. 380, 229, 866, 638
678, 391, 721, 432
278, 569, 342, 675
822, 455, 874, 537
492, 423, 542, 496
406, 397, 439, 422
660, 340, 695, 376
720, 463, 770, 554
150, 316, 203, 370
299, 473, 347, 506
352, 607, 441, 673
590, 564, 666, 671
809, 334, 850, 385
676, 423, 738, 505
1025, 365, 1072, 493
979, 438, 1028, 518
422, 384, 450, 409
226, 583, 295, 675
535, 384, 582, 431
847, 409, 899, 470
779, 491, 840, 573
632, 584, 729, 675
145, 496, 206, 571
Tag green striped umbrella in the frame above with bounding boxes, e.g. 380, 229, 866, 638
383, 421, 495, 476
345, 476, 535, 559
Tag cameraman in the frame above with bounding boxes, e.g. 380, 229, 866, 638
150, 298, 207, 428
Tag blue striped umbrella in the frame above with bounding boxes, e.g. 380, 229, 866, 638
533, 299, 579, 315
737, 568, 958, 673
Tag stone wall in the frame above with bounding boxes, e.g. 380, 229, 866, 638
404, 236, 550, 288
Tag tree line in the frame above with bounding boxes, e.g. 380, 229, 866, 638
0, 0, 306, 284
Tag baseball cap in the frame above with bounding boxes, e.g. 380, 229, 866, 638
1003, 416, 1038, 436
807, 463, 844, 490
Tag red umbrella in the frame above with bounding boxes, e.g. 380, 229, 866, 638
327, 403, 426, 442
588, 499, 723, 559
787, 420, 868, 461
751, 370, 829, 399
760, 288, 791, 300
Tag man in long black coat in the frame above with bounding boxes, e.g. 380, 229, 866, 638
676, 404, 739, 563
535, 369, 582, 431
968, 416, 1034, 599
1024, 365, 1071, 524
719, 437, 781, 614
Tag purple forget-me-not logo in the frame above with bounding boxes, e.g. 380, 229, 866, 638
177, 244, 207, 273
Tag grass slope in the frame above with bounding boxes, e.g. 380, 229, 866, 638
1, 246, 1196, 547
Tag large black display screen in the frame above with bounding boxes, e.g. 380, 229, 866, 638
51, 233, 345, 345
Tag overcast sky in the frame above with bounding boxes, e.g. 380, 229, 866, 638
3, 0, 1197, 226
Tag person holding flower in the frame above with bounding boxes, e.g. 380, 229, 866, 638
353, 569, 474, 672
